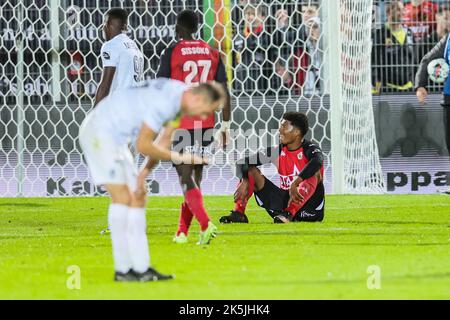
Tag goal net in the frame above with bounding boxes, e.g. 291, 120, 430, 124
0, 0, 384, 197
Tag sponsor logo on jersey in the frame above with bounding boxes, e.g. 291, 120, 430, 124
279, 164, 300, 189
102, 51, 111, 60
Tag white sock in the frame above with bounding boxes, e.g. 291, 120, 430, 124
127, 207, 150, 273
108, 204, 132, 273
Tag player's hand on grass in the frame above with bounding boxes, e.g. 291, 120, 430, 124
234, 179, 249, 203
288, 178, 304, 204
416, 87, 428, 104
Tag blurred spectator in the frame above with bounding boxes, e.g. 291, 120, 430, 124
402, 0, 438, 60
372, 1, 415, 93
233, 4, 272, 94
402, 0, 438, 42
427, 5, 450, 46
299, 5, 318, 39
293, 17, 323, 96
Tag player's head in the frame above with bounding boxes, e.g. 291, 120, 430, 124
176, 10, 199, 39
279, 112, 308, 144
103, 8, 128, 41
181, 82, 226, 119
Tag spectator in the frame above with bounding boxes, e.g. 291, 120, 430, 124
293, 17, 323, 96
372, 1, 415, 93
402, 0, 438, 60
299, 5, 318, 40
233, 4, 272, 94
427, 6, 450, 45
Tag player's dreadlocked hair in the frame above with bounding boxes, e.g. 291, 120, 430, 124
106, 8, 129, 30
176, 10, 199, 35
283, 112, 309, 137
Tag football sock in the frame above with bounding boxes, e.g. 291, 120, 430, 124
177, 202, 194, 236
233, 175, 255, 214
185, 188, 210, 232
285, 176, 319, 217
108, 203, 132, 273
127, 207, 150, 273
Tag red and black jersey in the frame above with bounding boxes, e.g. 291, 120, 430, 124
157, 39, 227, 130
237, 139, 324, 190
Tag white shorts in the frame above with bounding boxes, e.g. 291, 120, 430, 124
79, 113, 137, 191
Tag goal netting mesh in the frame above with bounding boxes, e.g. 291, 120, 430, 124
340, 0, 384, 193
0, 0, 384, 197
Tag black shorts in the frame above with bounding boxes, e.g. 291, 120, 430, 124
254, 177, 325, 222
172, 128, 214, 158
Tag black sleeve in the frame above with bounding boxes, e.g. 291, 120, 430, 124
298, 143, 323, 180
414, 34, 448, 90
235, 145, 281, 179
156, 47, 173, 78
215, 57, 228, 84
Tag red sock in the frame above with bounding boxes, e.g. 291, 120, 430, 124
285, 176, 318, 217
176, 202, 194, 236
233, 175, 255, 214
185, 188, 210, 231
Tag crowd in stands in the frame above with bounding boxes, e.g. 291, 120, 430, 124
232, 0, 450, 96
2, 0, 449, 103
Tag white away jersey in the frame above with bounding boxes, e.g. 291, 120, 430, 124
90, 78, 187, 145
100, 33, 144, 92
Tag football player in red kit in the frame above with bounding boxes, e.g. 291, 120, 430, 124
153, 10, 231, 244
220, 112, 325, 224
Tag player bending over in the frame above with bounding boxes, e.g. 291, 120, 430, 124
150, 10, 231, 244
79, 78, 225, 282
220, 112, 325, 224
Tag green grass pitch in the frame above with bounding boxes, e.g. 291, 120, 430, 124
0, 195, 449, 299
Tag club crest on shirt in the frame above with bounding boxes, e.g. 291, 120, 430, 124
298, 152, 303, 160
103, 52, 111, 60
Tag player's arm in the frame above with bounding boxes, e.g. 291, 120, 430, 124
94, 67, 116, 107
136, 123, 205, 166
214, 57, 232, 147
94, 42, 119, 107
156, 47, 173, 78
415, 34, 448, 103
289, 144, 324, 203
140, 122, 176, 172
235, 145, 280, 180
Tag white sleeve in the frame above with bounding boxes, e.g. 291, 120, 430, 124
143, 109, 164, 133
100, 42, 119, 67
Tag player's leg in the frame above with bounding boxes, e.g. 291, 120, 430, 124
123, 148, 173, 281
291, 182, 325, 222
174, 164, 203, 242
273, 172, 322, 223
220, 165, 266, 223
79, 117, 134, 280
104, 184, 136, 281
175, 163, 217, 245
